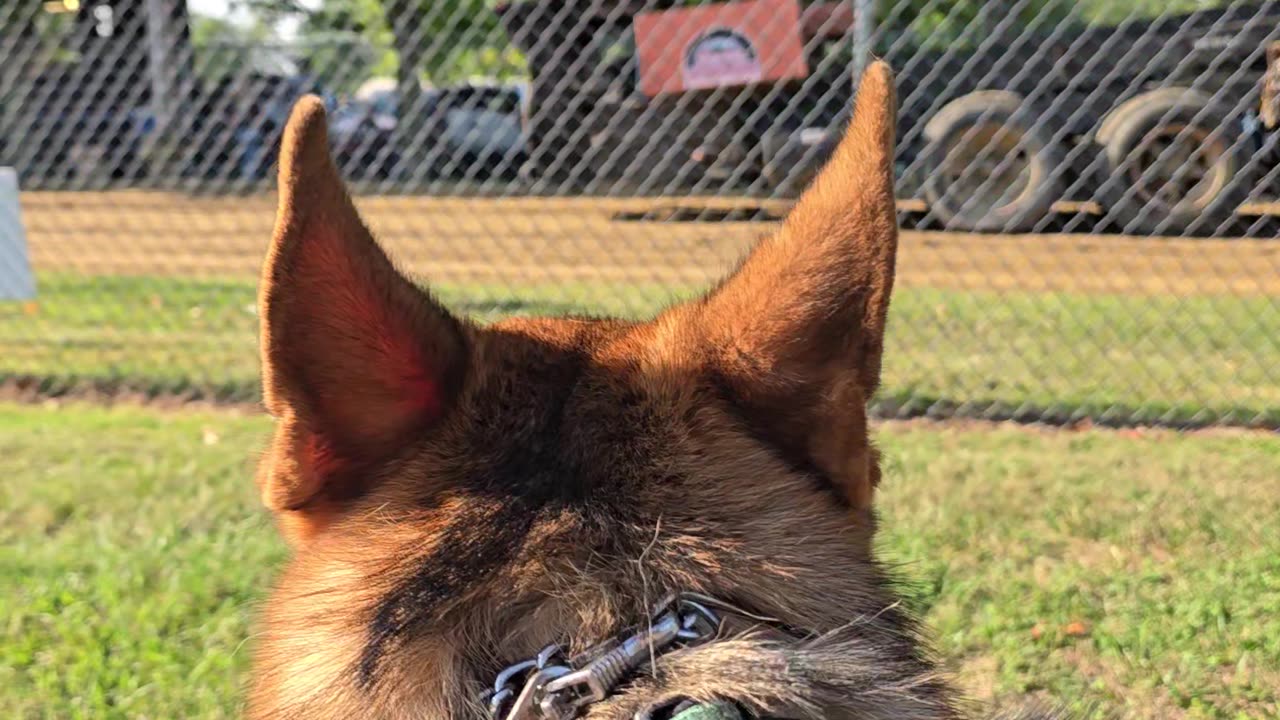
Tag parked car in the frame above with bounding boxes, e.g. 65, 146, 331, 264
333, 78, 528, 180
431, 81, 528, 177
330, 79, 400, 181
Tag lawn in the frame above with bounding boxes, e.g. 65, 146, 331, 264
2, 402, 1276, 719
2, 274, 1278, 426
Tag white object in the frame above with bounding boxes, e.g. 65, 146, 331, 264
799, 127, 830, 146
0, 168, 36, 301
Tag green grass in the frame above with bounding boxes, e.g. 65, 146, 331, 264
0, 405, 278, 719
2, 403, 1277, 719
879, 426, 1280, 718
2, 274, 1278, 425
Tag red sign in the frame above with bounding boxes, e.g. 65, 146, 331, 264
634, 0, 809, 96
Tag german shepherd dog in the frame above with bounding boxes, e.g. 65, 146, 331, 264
248, 62, 1063, 720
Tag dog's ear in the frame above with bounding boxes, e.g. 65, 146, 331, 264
257, 96, 466, 520
678, 62, 898, 507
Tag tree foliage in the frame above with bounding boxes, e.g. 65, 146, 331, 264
182, 0, 1235, 100
212, 0, 523, 87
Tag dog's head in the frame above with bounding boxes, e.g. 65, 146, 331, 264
250, 62, 948, 719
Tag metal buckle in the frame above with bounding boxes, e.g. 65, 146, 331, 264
541, 610, 684, 713
486, 593, 728, 720
485, 645, 565, 720
507, 666, 573, 720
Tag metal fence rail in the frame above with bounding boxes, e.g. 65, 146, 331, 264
1, 0, 1278, 427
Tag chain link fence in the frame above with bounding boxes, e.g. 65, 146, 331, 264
0, 0, 1278, 427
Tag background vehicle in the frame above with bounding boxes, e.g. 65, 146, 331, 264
1, 0, 167, 187
330, 78, 527, 182
172, 69, 337, 184
497, 0, 1280, 234
912, 3, 1280, 234
427, 82, 528, 179
495, 0, 856, 192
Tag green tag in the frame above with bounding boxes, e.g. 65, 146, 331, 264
670, 701, 743, 720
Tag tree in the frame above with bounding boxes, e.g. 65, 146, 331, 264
295, 0, 395, 91
288, 0, 516, 179
381, 0, 467, 171
0, 5, 43, 166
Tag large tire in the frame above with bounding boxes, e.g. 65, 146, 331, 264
923, 90, 1020, 143
922, 91, 1064, 233
1095, 88, 1249, 236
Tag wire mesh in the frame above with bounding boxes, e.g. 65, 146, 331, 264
0, 0, 1277, 428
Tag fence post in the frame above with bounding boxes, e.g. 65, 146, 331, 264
852, 0, 875, 84
0, 168, 36, 302
142, 0, 195, 184
144, 0, 174, 133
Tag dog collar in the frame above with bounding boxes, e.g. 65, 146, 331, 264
480, 593, 778, 720
665, 700, 745, 720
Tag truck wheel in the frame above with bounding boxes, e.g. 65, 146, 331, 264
1095, 88, 1249, 236
922, 92, 1063, 233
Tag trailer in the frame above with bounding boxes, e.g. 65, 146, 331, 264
910, 3, 1280, 234
497, 1, 1280, 234
494, 0, 857, 193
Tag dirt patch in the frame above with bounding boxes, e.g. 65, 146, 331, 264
953, 655, 999, 703
20, 191, 1280, 296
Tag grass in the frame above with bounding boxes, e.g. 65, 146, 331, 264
2, 274, 1278, 425
879, 426, 1280, 718
0, 404, 278, 719
2, 403, 1276, 718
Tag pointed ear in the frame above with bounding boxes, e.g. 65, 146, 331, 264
257, 96, 467, 517
680, 62, 898, 505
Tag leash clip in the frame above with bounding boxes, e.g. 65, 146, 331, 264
540, 609, 684, 716
488, 594, 724, 720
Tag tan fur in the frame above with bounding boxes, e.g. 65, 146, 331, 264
246, 63, 1058, 720
258, 96, 468, 542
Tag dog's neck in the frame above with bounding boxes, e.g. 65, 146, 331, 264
480, 594, 792, 720
251, 502, 961, 720
534, 607, 957, 720
463, 590, 960, 720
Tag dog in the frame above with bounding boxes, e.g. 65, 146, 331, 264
247, 61, 1065, 720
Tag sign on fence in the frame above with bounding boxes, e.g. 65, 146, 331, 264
634, 0, 809, 96
0, 168, 36, 301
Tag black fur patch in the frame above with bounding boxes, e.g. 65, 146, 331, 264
358, 337, 658, 688
358, 501, 537, 688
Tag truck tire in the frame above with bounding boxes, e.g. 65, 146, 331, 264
1095, 88, 1249, 236
1094, 87, 1212, 149
923, 90, 1022, 142
922, 91, 1064, 233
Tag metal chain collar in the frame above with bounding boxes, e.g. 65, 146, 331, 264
480, 593, 731, 720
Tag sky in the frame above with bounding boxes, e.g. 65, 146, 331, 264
185, 0, 321, 39
187, 0, 233, 19
186, 0, 320, 22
